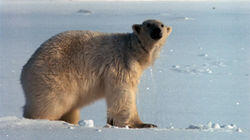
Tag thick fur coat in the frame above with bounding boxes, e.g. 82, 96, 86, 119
21, 19, 172, 128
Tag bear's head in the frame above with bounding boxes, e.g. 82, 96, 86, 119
132, 19, 172, 47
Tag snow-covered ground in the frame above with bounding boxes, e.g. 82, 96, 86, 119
0, 1, 250, 140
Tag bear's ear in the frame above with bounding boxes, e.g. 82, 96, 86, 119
132, 24, 141, 34
167, 26, 172, 34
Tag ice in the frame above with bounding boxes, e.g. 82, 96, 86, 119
171, 64, 215, 74
186, 125, 201, 129
0, 116, 19, 121
198, 53, 208, 57
1, 117, 244, 133
221, 124, 235, 129
77, 9, 93, 15
185, 17, 194, 20
172, 65, 180, 69
1, 0, 250, 140
236, 128, 243, 133
0, 116, 247, 140
186, 122, 242, 132
96, 129, 102, 132
79, 120, 94, 127
169, 126, 175, 129
0, 116, 73, 130
170, 55, 227, 74
68, 126, 75, 129
212, 123, 220, 129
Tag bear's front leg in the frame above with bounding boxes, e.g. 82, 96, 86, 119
105, 85, 157, 128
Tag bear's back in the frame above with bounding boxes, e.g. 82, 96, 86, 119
22, 31, 103, 69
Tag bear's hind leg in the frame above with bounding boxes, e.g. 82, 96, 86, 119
60, 108, 80, 124
23, 98, 73, 122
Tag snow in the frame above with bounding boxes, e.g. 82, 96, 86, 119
79, 120, 95, 127
186, 121, 244, 132
0, 116, 246, 139
1, 0, 250, 140
185, 122, 240, 132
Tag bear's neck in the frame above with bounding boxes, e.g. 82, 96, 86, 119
128, 33, 161, 69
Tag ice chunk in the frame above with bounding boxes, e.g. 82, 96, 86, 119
77, 9, 93, 15
214, 61, 226, 67
172, 65, 180, 69
230, 124, 237, 129
68, 126, 75, 129
207, 121, 212, 128
78, 120, 94, 127
206, 68, 213, 74
184, 17, 194, 20
186, 122, 243, 132
198, 53, 208, 57
96, 129, 102, 132
221, 125, 234, 129
212, 123, 220, 129
236, 128, 243, 132
187, 125, 201, 129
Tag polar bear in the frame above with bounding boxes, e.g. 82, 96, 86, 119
21, 19, 172, 128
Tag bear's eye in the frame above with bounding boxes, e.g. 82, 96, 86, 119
147, 23, 151, 28
161, 24, 164, 28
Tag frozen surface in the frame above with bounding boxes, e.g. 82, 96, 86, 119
186, 121, 243, 132
0, 116, 247, 140
0, 0, 250, 140
78, 120, 94, 127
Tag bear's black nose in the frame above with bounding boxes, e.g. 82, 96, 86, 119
150, 27, 162, 40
